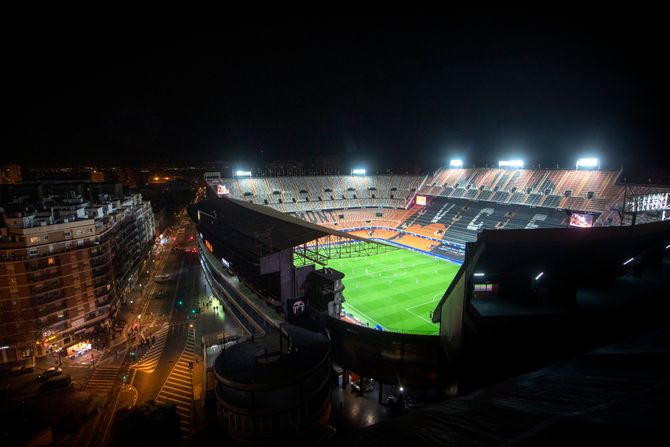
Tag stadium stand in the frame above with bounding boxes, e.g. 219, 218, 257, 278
206, 168, 669, 258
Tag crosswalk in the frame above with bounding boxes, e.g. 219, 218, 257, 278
85, 365, 123, 393
131, 325, 169, 373
156, 327, 196, 437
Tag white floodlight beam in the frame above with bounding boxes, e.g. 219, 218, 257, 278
623, 257, 635, 266
449, 159, 463, 168
473, 272, 485, 277
498, 159, 524, 168
535, 272, 544, 280
576, 158, 599, 169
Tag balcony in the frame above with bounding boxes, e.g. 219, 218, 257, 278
28, 270, 61, 283
92, 265, 112, 279
31, 280, 61, 296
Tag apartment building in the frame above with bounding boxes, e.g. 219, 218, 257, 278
0, 190, 154, 365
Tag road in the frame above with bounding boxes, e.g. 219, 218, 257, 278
97, 211, 243, 444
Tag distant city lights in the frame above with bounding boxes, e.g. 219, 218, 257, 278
351, 168, 366, 176
498, 159, 524, 168
576, 158, 600, 169
234, 170, 252, 177
449, 159, 463, 168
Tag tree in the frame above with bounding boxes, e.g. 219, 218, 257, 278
109, 400, 181, 447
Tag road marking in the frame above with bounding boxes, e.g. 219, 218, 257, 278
155, 326, 196, 437
84, 365, 123, 393
131, 325, 169, 373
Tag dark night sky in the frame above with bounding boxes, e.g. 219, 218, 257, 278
6, 13, 670, 170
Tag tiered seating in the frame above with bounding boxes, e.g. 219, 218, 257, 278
400, 196, 569, 246
206, 167, 641, 229
395, 234, 438, 251
370, 229, 400, 239
417, 168, 627, 218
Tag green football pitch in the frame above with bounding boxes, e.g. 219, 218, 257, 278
324, 249, 461, 335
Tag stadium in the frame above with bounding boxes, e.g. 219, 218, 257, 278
192, 161, 670, 442
200, 163, 668, 333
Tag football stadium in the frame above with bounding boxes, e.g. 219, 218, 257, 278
199, 162, 669, 334
192, 161, 670, 443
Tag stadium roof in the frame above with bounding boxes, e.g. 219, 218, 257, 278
433, 220, 670, 322
193, 196, 381, 254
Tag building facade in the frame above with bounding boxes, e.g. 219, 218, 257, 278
0, 190, 154, 366
0, 164, 22, 184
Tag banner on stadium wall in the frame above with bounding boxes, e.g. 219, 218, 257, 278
624, 192, 669, 212
216, 184, 230, 196
569, 213, 594, 228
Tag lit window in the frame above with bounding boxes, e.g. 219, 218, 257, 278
47, 257, 56, 266
30, 236, 40, 244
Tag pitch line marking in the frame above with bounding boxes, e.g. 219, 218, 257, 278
343, 302, 384, 329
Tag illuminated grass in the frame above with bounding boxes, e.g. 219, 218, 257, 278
323, 249, 460, 334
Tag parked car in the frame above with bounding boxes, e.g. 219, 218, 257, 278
39, 374, 71, 392
155, 274, 171, 282
37, 367, 62, 381
352, 378, 375, 393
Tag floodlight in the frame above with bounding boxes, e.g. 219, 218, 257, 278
498, 159, 524, 168
576, 158, 599, 169
234, 170, 252, 177
623, 257, 635, 266
473, 272, 485, 277
351, 168, 366, 175
449, 159, 463, 168
535, 272, 544, 280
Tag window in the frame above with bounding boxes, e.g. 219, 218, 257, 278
474, 283, 495, 292
43, 235, 49, 241
29, 249, 38, 256
64, 231, 71, 237
47, 257, 56, 266
29, 236, 40, 244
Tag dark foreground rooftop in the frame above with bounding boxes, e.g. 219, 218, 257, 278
335, 325, 670, 446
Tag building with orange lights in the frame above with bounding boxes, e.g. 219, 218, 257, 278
0, 191, 154, 367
